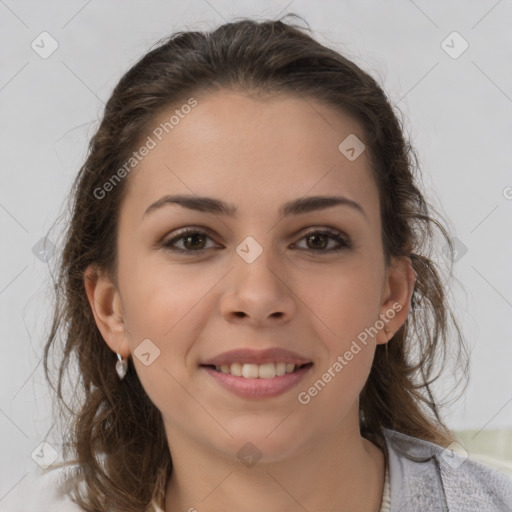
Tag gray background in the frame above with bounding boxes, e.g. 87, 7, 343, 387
1, 0, 511, 501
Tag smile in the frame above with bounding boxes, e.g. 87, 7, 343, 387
206, 362, 311, 378
200, 362, 313, 398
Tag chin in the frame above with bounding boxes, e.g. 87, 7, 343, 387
218, 417, 314, 463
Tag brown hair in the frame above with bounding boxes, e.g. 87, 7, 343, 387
43, 14, 469, 511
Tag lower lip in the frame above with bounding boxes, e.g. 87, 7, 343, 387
201, 364, 313, 399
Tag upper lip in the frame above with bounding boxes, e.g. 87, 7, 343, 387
201, 348, 313, 367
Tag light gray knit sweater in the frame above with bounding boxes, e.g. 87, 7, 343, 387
383, 428, 512, 511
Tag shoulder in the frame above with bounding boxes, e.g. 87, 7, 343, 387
383, 428, 512, 511
1, 463, 84, 511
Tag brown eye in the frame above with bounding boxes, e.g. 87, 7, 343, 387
181, 232, 207, 250
306, 233, 329, 250
294, 229, 352, 255
162, 229, 217, 253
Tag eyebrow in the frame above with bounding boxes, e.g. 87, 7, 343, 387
142, 194, 368, 222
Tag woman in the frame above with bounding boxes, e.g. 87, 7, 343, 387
11, 14, 512, 512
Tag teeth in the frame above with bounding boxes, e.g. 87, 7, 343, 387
258, 363, 276, 379
275, 362, 286, 376
230, 362, 243, 377
213, 362, 305, 378
242, 364, 259, 378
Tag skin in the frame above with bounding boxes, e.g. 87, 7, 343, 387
85, 90, 415, 511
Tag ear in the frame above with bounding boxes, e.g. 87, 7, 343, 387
83, 264, 130, 358
375, 255, 416, 345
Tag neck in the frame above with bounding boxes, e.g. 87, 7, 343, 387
163, 414, 385, 512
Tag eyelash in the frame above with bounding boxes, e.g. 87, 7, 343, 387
161, 227, 352, 256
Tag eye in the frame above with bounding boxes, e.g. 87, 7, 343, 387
293, 228, 352, 255
162, 228, 219, 254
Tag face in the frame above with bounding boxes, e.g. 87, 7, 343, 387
86, 89, 413, 462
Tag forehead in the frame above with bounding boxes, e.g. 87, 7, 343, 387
121, 90, 379, 221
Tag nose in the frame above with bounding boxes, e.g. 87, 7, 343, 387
219, 247, 296, 327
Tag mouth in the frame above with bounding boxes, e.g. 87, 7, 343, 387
200, 347, 314, 398
200, 362, 313, 378
200, 360, 313, 399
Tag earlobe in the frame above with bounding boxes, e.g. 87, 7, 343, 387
83, 264, 130, 357
376, 256, 416, 345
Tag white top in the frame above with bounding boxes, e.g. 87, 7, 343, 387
379, 464, 391, 512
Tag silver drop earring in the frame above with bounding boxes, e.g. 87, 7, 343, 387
115, 353, 128, 380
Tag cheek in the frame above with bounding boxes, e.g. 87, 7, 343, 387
118, 262, 211, 418
118, 260, 221, 385
298, 337, 375, 422
119, 257, 209, 338
297, 263, 382, 406
298, 261, 383, 341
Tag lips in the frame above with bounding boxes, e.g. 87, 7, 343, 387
201, 347, 312, 367
200, 348, 313, 398
201, 364, 313, 398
